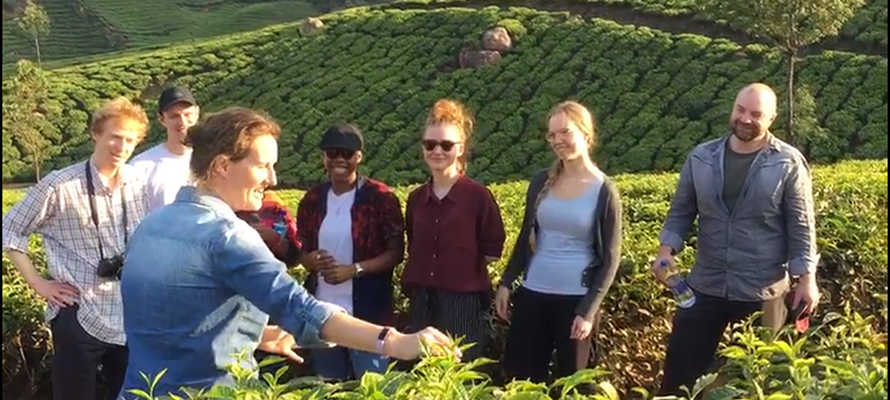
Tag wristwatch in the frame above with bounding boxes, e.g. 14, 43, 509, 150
354, 263, 364, 277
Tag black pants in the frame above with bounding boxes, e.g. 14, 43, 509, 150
502, 286, 599, 384
658, 290, 788, 396
51, 304, 128, 400
405, 286, 490, 362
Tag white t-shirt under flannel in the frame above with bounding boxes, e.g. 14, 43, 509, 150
1, 158, 151, 346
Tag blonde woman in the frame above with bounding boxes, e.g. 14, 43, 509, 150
402, 99, 507, 362
495, 101, 622, 383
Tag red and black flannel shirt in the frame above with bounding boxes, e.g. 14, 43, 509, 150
296, 176, 405, 325
235, 192, 302, 266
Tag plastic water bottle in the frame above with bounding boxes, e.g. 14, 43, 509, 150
272, 210, 288, 237
660, 260, 696, 308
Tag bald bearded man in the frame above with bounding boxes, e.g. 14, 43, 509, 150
651, 83, 821, 395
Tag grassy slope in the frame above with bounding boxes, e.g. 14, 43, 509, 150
1, 0, 119, 64
1, 0, 321, 66
3, 6, 887, 185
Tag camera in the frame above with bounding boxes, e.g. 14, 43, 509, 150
97, 255, 124, 279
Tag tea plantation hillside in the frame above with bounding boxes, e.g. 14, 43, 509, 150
3, 160, 887, 399
2, 0, 886, 70
1, 0, 325, 65
397, 0, 889, 50
2, 6, 888, 185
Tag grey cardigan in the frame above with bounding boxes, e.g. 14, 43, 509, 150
498, 169, 623, 322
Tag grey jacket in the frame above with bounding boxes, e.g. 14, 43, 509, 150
499, 169, 623, 322
659, 134, 819, 302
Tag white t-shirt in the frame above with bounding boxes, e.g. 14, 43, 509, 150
315, 188, 356, 315
129, 143, 193, 212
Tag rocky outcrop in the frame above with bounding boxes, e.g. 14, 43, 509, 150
458, 26, 513, 69
301, 18, 324, 36
482, 26, 512, 52
459, 48, 503, 69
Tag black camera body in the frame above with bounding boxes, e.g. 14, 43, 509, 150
97, 255, 124, 280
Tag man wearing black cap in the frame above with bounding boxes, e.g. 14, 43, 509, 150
130, 86, 200, 211
295, 123, 406, 382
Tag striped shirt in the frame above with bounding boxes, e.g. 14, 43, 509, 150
1, 158, 151, 346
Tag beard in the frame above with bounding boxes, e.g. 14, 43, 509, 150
731, 120, 764, 142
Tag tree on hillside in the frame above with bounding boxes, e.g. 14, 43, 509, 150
15, 0, 51, 67
698, 0, 866, 147
3, 59, 52, 182
774, 83, 829, 159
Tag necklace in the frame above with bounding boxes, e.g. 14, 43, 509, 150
332, 202, 347, 216
330, 189, 353, 216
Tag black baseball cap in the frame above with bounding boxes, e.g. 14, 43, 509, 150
158, 86, 197, 113
319, 123, 364, 151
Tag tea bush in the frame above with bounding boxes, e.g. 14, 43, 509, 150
3, 6, 888, 184
3, 159, 887, 398
121, 299, 888, 399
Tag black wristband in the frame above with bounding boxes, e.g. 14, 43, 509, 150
377, 327, 391, 358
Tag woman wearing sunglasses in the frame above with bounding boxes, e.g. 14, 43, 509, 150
402, 99, 507, 362
296, 123, 406, 381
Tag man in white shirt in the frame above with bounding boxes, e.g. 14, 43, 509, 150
129, 86, 200, 211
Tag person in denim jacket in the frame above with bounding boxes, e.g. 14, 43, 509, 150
117, 107, 460, 399
235, 191, 304, 375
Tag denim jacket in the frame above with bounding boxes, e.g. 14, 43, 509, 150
659, 134, 818, 302
118, 186, 342, 399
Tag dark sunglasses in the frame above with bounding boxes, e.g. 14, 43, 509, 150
421, 139, 459, 152
324, 149, 356, 160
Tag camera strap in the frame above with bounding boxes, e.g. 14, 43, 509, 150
84, 161, 129, 261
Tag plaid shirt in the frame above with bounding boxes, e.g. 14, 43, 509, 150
1, 159, 151, 346
234, 192, 302, 266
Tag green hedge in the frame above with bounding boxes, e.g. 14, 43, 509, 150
3, 7, 887, 185
3, 159, 887, 397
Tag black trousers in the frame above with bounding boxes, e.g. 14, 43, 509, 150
51, 304, 128, 400
658, 290, 788, 396
502, 286, 599, 384
405, 286, 491, 362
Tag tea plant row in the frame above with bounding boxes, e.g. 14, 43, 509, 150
396, 0, 889, 47
1, 0, 324, 66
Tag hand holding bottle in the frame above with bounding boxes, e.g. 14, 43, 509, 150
650, 246, 676, 286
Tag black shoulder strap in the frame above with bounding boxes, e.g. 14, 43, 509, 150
84, 161, 130, 260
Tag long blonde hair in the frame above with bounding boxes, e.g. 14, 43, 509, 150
424, 99, 474, 173
528, 101, 596, 252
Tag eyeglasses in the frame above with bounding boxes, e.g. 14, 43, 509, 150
324, 149, 356, 160
421, 140, 459, 152
546, 128, 572, 142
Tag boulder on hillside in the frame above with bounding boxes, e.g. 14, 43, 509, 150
459, 48, 502, 69
482, 27, 512, 52
301, 18, 324, 36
